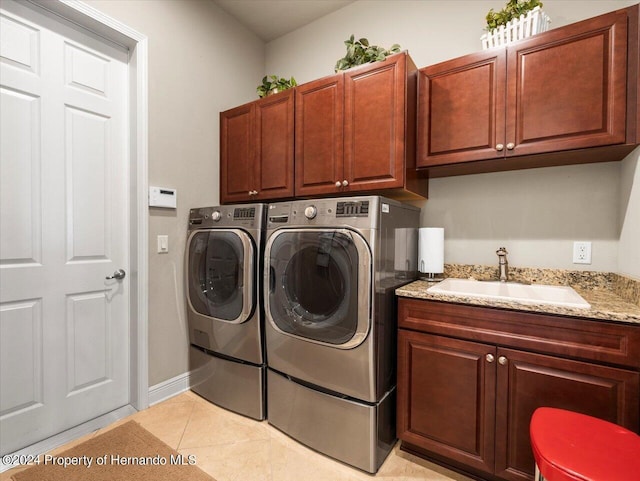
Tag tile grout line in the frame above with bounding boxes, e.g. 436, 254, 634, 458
268, 427, 275, 481
176, 396, 197, 451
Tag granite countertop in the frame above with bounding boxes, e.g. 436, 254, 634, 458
395, 265, 640, 325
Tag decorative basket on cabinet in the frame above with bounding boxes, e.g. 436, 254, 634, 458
481, 6, 550, 49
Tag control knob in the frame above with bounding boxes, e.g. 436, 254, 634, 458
304, 205, 317, 219
211, 211, 222, 222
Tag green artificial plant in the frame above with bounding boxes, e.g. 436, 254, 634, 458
256, 75, 297, 98
485, 0, 543, 30
334, 35, 401, 72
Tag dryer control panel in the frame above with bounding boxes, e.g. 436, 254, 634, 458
266, 196, 391, 230
336, 200, 369, 217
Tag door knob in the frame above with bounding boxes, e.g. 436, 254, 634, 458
496, 144, 504, 151
106, 269, 126, 280
498, 356, 508, 365
335, 181, 342, 188
485, 354, 495, 363
342, 180, 349, 187
506, 143, 515, 150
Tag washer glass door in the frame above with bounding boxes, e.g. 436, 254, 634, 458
265, 229, 371, 348
187, 229, 254, 324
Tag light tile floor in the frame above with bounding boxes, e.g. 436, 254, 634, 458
2, 391, 473, 481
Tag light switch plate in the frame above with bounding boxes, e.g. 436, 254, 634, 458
157, 235, 169, 253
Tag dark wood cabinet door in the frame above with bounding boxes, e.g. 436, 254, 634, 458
506, 9, 628, 157
417, 50, 507, 167
254, 90, 295, 201
398, 330, 496, 475
344, 53, 406, 192
220, 103, 254, 204
294, 75, 344, 197
494, 348, 640, 481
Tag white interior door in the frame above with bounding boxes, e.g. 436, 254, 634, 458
0, 0, 129, 454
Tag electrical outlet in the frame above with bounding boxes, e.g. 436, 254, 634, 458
572, 241, 592, 264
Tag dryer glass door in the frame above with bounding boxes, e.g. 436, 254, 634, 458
187, 229, 255, 324
266, 229, 371, 348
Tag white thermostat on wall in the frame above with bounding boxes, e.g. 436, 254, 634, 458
149, 186, 177, 209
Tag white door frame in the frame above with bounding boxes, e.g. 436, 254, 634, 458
0, 1, 146, 468
30, 0, 148, 421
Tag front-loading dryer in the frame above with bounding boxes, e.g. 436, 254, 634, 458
264, 196, 419, 472
186, 204, 265, 420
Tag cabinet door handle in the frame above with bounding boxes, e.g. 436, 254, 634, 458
498, 356, 508, 365
485, 354, 495, 363
496, 144, 504, 151
342, 180, 349, 187
248, 191, 253, 196
506, 143, 515, 150
335, 181, 342, 188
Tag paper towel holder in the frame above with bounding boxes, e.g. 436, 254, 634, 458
420, 271, 445, 282
418, 227, 445, 282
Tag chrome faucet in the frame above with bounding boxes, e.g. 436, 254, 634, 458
496, 247, 508, 282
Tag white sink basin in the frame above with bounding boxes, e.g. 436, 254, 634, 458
427, 278, 591, 309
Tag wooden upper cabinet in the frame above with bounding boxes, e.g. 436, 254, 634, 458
222, 53, 427, 203
507, 8, 628, 157
254, 90, 295, 201
344, 54, 406, 192
295, 52, 428, 199
220, 90, 294, 204
418, 50, 506, 166
220, 103, 254, 204
417, 4, 638, 173
295, 75, 344, 197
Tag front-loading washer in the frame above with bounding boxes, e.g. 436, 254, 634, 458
186, 204, 266, 420
264, 196, 419, 472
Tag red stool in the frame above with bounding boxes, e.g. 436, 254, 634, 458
530, 407, 640, 481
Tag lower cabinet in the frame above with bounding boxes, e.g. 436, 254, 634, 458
397, 298, 640, 481
398, 331, 497, 474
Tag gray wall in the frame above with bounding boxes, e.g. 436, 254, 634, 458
266, 0, 640, 277
87, 0, 640, 388
619, 149, 640, 277
86, 0, 264, 386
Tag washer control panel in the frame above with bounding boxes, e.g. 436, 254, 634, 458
233, 207, 256, 220
188, 204, 264, 229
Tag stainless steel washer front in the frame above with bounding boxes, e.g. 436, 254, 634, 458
187, 228, 254, 325
186, 204, 266, 420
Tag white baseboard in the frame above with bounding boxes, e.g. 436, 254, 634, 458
148, 371, 192, 406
